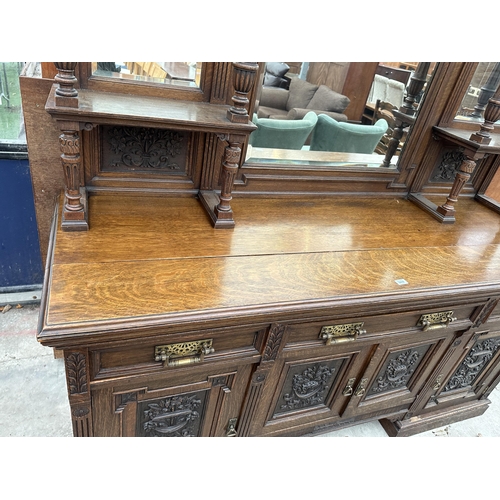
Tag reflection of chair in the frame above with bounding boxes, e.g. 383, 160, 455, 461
372, 100, 407, 155
249, 112, 318, 150
125, 62, 167, 79
310, 114, 388, 154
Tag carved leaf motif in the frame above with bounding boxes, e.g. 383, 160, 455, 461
66, 353, 88, 395
263, 324, 285, 362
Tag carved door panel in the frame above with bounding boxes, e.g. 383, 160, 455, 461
96, 362, 253, 437
340, 328, 460, 419
416, 329, 500, 415
249, 343, 373, 437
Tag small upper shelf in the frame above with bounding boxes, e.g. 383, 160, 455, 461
45, 84, 256, 135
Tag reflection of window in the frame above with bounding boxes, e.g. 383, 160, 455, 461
92, 62, 202, 88
0, 62, 26, 145
456, 62, 500, 122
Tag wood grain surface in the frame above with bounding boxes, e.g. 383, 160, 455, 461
42, 194, 500, 333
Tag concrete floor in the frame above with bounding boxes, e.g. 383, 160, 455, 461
1, 303, 500, 438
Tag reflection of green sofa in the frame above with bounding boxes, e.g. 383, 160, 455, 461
250, 112, 318, 150
257, 76, 350, 122
310, 115, 389, 154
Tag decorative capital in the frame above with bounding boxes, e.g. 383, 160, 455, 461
227, 62, 259, 123
54, 62, 79, 107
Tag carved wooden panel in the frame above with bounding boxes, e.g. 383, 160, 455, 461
430, 148, 465, 183
367, 344, 432, 396
137, 390, 208, 437
101, 125, 190, 174
273, 359, 344, 416
443, 336, 500, 392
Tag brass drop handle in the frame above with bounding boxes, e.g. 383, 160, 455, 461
320, 322, 366, 345
433, 374, 443, 391
354, 378, 368, 397
342, 378, 356, 396
417, 311, 457, 331
226, 418, 238, 437
154, 339, 214, 367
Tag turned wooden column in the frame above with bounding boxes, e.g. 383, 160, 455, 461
214, 134, 245, 221
435, 88, 500, 220
382, 63, 431, 167
470, 62, 500, 119
198, 63, 258, 228
227, 62, 259, 123
59, 121, 88, 231
54, 62, 79, 108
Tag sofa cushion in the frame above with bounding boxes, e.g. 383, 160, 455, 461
265, 62, 290, 78
257, 106, 288, 119
307, 85, 350, 113
286, 77, 318, 111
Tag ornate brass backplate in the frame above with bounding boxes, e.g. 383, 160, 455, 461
154, 339, 214, 367
320, 322, 366, 345
417, 311, 457, 331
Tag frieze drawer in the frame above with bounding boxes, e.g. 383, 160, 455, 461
286, 303, 481, 346
92, 327, 263, 379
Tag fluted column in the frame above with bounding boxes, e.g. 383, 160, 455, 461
54, 62, 79, 108
58, 121, 88, 231
227, 62, 259, 123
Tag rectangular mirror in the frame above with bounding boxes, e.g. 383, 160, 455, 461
92, 62, 203, 88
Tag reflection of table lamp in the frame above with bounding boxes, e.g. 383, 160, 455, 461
382, 62, 431, 168
470, 86, 500, 144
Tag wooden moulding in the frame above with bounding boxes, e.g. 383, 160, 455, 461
380, 399, 490, 437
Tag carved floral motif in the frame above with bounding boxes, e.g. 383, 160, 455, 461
105, 126, 185, 170
431, 150, 465, 182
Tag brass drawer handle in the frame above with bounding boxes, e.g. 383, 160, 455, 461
320, 322, 366, 345
154, 339, 214, 367
417, 311, 457, 331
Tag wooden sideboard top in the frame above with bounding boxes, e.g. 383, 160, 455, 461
38, 194, 500, 346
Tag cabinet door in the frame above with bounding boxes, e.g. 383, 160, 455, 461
341, 328, 460, 419
248, 342, 374, 437
92, 362, 253, 437
416, 329, 500, 415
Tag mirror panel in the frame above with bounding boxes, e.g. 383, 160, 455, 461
246, 62, 437, 172
92, 62, 202, 88
455, 62, 500, 123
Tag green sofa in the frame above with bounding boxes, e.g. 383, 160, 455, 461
249, 112, 318, 150
310, 115, 389, 154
